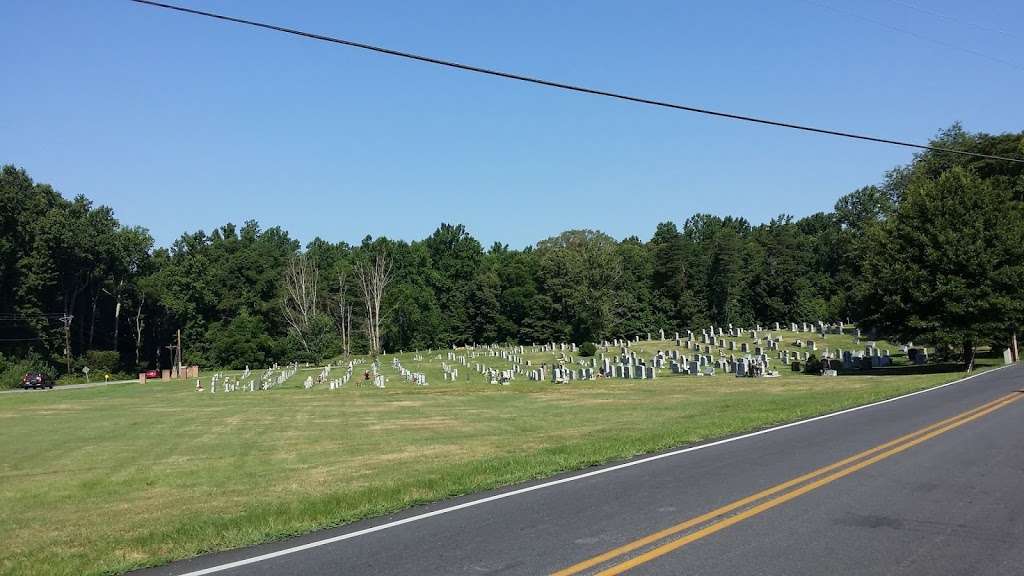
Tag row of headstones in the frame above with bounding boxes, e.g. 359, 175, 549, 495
366, 360, 385, 388
847, 351, 886, 368
551, 367, 597, 383
447, 351, 472, 368
265, 363, 298, 390
599, 352, 658, 380
441, 362, 459, 381
676, 331, 884, 362
330, 359, 366, 390
471, 361, 517, 384
452, 321, 862, 360
602, 364, 656, 380
491, 368, 515, 385
526, 342, 579, 353
206, 362, 299, 394
667, 355, 773, 377
392, 358, 428, 386
209, 372, 250, 393
478, 346, 526, 365
299, 364, 334, 390
599, 321, 863, 347
780, 350, 820, 364
600, 349, 771, 379
457, 341, 906, 384
328, 368, 352, 390
653, 349, 768, 366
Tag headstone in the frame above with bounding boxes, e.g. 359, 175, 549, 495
735, 360, 747, 377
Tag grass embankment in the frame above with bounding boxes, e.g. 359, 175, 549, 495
0, 333, 1000, 575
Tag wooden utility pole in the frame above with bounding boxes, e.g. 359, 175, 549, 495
60, 313, 73, 376
176, 329, 182, 376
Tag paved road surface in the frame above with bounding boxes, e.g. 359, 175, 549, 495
140, 364, 1023, 575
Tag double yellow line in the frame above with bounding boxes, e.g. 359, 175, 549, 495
553, 390, 1024, 576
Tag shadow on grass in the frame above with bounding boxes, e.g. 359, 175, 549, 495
838, 363, 969, 376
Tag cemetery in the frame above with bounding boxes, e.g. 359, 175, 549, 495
185, 321, 928, 394
2, 7, 1020, 571
0, 322, 1005, 576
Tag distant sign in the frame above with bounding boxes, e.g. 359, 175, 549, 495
82, 366, 90, 374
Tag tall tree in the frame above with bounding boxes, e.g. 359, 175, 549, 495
422, 224, 482, 345
357, 249, 393, 356
281, 252, 320, 355
859, 167, 1024, 370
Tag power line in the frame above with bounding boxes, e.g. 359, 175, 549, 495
802, 0, 1023, 72
0, 312, 66, 319
886, 0, 1019, 40
0, 311, 66, 319
128, 0, 1024, 165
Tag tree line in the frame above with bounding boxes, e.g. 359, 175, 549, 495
1, 125, 1021, 375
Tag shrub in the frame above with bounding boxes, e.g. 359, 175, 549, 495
83, 350, 121, 375
579, 342, 597, 357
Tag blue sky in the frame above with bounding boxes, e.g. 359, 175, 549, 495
3, 0, 1022, 249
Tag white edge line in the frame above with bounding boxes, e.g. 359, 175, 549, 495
177, 363, 1015, 575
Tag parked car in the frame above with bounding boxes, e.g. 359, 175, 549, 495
21, 372, 54, 389
144, 369, 159, 379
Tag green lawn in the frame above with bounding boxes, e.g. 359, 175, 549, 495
0, 334, 999, 576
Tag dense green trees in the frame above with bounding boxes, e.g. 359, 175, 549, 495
2, 126, 1021, 374
858, 167, 1024, 369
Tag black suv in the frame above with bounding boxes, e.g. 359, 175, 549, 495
21, 372, 54, 389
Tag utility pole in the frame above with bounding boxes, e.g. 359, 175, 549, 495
60, 313, 73, 376
165, 330, 183, 379
164, 344, 176, 376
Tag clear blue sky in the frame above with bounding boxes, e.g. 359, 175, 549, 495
3, 0, 1022, 249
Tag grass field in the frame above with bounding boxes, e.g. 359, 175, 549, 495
0, 332, 999, 576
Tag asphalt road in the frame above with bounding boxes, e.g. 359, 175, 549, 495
140, 364, 1023, 576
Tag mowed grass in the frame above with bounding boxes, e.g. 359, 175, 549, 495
0, 334, 998, 576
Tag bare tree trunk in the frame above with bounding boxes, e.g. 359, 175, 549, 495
346, 304, 352, 356
357, 251, 393, 356
113, 297, 121, 350
132, 295, 145, 368
282, 253, 319, 353
337, 272, 351, 356
112, 279, 124, 351
88, 289, 99, 349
